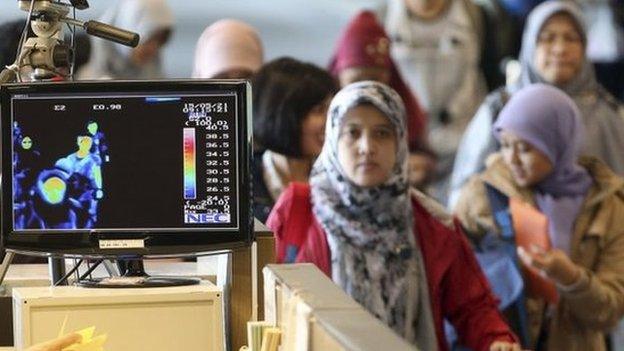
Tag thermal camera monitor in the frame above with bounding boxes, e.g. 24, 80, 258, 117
9, 88, 241, 233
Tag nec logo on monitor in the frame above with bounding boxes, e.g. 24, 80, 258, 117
184, 213, 231, 224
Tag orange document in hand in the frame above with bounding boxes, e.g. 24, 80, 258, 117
509, 198, 559, 304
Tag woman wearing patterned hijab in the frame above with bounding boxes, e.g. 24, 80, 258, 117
268, 81, 519, 351
449, 0, 624, 209
455, 84, 624, 350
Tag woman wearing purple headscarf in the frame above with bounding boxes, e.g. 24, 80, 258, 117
454, 84, 624, 350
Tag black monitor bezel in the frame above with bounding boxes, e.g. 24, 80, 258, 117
1, 79, 253, 257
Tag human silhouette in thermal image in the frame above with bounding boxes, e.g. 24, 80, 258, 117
13, 121, 22, 147
19, 168, 78, 229
86, 120, 109, 163
55, 134, 104, 228
12, 122, 23, 176
14, 136, 42, 202
13, 135, 44, 228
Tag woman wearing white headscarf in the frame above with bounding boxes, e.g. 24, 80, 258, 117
191, 19, 263, 79
78, 0, 174, 80
448, 0, 624, 208
268, 81, 520, 351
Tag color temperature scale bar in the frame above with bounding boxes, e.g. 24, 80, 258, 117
183, 128, 197, 199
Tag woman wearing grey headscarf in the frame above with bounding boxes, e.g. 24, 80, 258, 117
267, 81, 519, 351
448, 0, 624, 209
78, 0, 174, 80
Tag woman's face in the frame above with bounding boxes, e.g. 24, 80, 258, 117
338, 66, 391, 87
500, 130, 554, 187
41, 176, 66, 205
337, 104, 397, 187
300, 97, 331, 158
534, 13, 584, 86
21, 136, 33, 150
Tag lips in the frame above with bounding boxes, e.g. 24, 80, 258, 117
547, 60, 574, 67
510, 167, 526, 180
357, 161, 379, 171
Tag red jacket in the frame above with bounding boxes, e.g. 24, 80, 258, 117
267, 183, 517, 351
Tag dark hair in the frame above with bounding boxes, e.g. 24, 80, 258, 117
0, 19, 28, 68
253, 57, 338, 157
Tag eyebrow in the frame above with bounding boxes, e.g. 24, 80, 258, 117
374, 123, 394, 129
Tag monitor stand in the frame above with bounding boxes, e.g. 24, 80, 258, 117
78, 259, 200, 288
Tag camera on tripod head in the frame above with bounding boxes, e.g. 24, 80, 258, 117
0, 0, 140, 83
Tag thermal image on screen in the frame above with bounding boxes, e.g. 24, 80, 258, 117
10, 92, 238, 231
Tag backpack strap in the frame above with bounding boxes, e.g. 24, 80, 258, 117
484, 182, 514, 241
483, 182, 531, 347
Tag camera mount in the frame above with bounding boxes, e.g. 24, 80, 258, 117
0, 0, 140, 83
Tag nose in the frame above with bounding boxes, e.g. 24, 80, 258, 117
550, 36, 568, 55
509, 147, 521, 166
357, 132, 376, 155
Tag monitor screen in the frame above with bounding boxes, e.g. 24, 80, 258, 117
1, 80, 252, 257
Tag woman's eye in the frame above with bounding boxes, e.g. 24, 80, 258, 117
538, 33, 555, 43
375, 128, 393, 138
564, 33, 582, 44
342, 128, 359, 139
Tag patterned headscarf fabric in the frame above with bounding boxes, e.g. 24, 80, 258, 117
328, 10, 427, 150
192, 19, 263, 79
310, 81, 436, 348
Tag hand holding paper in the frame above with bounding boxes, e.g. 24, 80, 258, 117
517, 245, 581, 287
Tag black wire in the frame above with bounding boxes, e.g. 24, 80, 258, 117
53, 259, 84, 286
78, 260, 103, 281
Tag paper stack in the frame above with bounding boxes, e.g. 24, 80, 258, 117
247, 321, 272, 351
260, 328, 281, 351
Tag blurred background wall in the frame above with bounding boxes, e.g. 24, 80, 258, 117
0, 0, 385, 77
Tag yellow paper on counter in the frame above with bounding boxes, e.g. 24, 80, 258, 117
61, 326, 107, 351
76, 327, 95, 343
